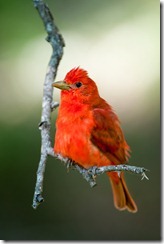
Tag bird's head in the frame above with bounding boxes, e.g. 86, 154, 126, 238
52, 67, 99, 104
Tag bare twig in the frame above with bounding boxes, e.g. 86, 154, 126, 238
49, 151, 149, 188
32, 0, 64, 209
32, 0, 149, 209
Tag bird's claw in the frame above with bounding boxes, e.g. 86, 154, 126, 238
87, 166, 98, 180
66, 159, 74, 171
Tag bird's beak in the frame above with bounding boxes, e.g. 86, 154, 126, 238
52, 81, 70, 90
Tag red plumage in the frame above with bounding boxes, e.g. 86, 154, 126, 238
53, 67, 137, 213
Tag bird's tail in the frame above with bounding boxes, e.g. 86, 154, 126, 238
108, 172, 137, 213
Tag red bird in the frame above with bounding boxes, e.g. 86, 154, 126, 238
53, 67, 137, 213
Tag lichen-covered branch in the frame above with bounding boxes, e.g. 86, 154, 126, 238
32, 0, 64, 209
32, 0, 149, 209
50, 151, 149, 188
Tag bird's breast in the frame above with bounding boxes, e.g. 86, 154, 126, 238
54, 108, 109, 168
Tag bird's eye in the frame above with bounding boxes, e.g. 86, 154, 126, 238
75, 82, 82, 88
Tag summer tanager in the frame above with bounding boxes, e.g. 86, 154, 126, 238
53, 67, 137, 213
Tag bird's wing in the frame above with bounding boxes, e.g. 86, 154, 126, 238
91, 108, 130, 164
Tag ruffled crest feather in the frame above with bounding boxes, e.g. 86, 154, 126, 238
64, 67, 88, 83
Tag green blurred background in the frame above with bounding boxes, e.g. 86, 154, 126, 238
0, 0, 160, 241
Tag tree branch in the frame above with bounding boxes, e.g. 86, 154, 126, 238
49, 150, 149, 188
32, 0, 64, 209
32, 0, 149, 209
